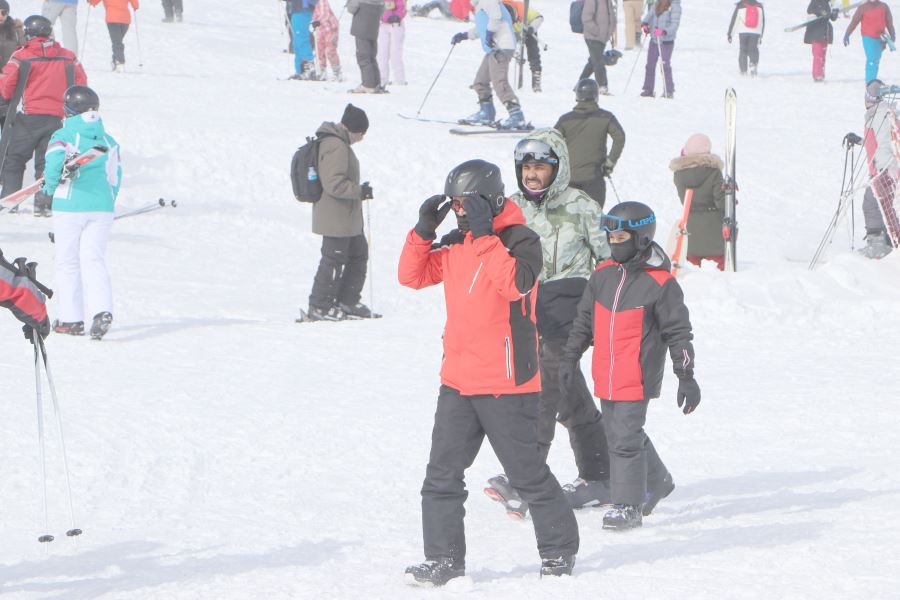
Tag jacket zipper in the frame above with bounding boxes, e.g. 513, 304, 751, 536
608, 265, 627, 400
551, 226, 559, 277
504, 337, 512, 380
469, 261, 483, 294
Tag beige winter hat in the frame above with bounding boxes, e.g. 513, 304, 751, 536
682, 133, 712, 156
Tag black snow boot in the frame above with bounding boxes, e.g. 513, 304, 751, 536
603, 504, 643, 530
540, 555, 576, 578
338, 302, 381, 319
562, 478, 611, 509
642, 472, 675, 516
531, 69, 542, 92
484, 474, 528, 520
301, 305, 346, 322
90, 311, 113, 340
404, 558, 465, 587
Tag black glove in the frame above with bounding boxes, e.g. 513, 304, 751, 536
677, 378, 701, 415
451, 31, 468, 45
830, 9, 839, 20
311, 19, 321, 28
387, 14, 400, 23
23, 320, 50, 344
558, 360, 576, 396
526, 26, 535, 36
437, 229, 466, 247
727, 35, 732, 44
414, 194, 451, 240
601, 158, 615, 177
463, 195, 493, 238
361, 181, 374, 200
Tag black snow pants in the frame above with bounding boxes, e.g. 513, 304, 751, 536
309, 234, 368, 310
0, 113, 62, 198
421, 385, 579, 564
863, 185, 889, 235
524, 29, 541, 72
161, 0, 183, 19
571, 176, 607, 209
107, 23, 129, 65
584, 39, 608, 87
738, 33, 760, 73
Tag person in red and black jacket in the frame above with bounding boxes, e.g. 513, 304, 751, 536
559, 200, 701, 531
398, 159, 579, 586
0, 248, 51, 340
0, 14, 87, 216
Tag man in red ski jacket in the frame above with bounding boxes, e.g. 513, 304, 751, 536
0, 248, 51, 339
0, 15, 87, 216
398, 159, 579, 586
560, 200, 700, 531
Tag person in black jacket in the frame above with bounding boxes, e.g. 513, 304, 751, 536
559, 201, 699, 531
805, 0, 838, 81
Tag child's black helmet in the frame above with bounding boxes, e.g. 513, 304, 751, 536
602, 201, 657, 250
64, 85, 100, 116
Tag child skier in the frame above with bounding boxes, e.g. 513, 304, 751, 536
87, 0, 139, 72
313, 0, 342, 81
640, 0, 681, 98
859, 79, 897, 258
805, 0, 838, 82
287, 0, 318, 80
844, 0, 896, 82
669, 133, 727, 270
377, 0, 406, 86
727, 0, 765, 77
45, 86, 122, 340
559, 200, 701, 530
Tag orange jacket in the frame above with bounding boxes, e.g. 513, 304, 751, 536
398, 201, 544, 396
88, 0, 139, 24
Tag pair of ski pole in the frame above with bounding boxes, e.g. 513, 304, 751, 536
78, 5, 143, 67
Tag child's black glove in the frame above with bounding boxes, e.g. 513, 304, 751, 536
677, 378, 701, 415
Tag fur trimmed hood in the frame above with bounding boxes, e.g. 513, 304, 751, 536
669, 153, 724, 172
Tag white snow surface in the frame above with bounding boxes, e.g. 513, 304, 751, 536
2, 1, 900, 598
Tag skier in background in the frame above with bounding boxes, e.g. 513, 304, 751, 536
348, 0, 386, 93
313, 0, 342, 81
0, 1, 24, 73
0, 15, 87, 217
45, 85, 122, 340
160, 0, 182, 22
377, 0, 407, 86
580, 0, 616, 95
805, 0, 839, 82
87, 0, 140, 72
843, 0, 895, 83
554, 79, 625, 208
40, 0, 78, 51
622, 0, 645, 50
727, 0, 764, 77
859, 79, 897, 258
286, 0, 318, 80
452, 0, 527, 129
560, 200, 695, 530
669, 133, 726, 270
503, 0, 544, 92
410, 0, 471, 20
640, 0, 681, 99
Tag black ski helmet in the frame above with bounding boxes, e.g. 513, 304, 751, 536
23, 15, 53, 39
602, 201, 657, 250
575, 78, 599, 103
64, 85, 99, 116
514, 137, 559, 197
444, 159, 506, 215
603, 49, 623, 66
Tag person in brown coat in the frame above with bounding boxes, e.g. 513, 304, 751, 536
0, 1, 24, 70
304, 104, 377, 321
669, 133, 726, 270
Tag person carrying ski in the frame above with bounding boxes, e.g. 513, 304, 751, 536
312, 0, 341, 81
844, 0, 895, 83
411, 0, 471, 20
86, 0, 140, 72
377, 0, 406, 86
640, 0, 681, 98
286, 0, 318, 80
0, 15, 88, 217
305, 104, 377, 321
398, 159, 579, 586
805, 0, 839, 82
554, 79, 625, 208
0, 1, 24, 72
0, 249, 51, 340
348, 0, 385, 93
559, 200, 698, 530
160, 0, 183, 22
485, 129, 614, 518
44, 86, 121, 340
727, 0, 764, 77
503, 0, 544, 92
858, 79, 897, 258
452, 0, 526, 129
669, 133, 727, 270
580, 0, 616, 95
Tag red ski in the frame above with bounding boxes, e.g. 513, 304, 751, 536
0, 145, 108, 213
671, 188, 694, 277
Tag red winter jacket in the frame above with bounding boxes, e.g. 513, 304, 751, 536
88, 0, 140, 25
0, 38, 87, 118
563, 243, 695, 402
846, 1, 895, 40
398, 201, 544, 396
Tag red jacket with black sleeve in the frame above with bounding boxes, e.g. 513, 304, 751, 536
0, 258, 51, 337
563, 242, 695, 402
398, 201, 544, 396
0, 37, 88, 118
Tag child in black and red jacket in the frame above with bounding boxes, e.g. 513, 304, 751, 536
559, 200, 701, 530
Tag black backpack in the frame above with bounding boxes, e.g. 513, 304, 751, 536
290, 133, 334, 203
569, 0, 584, 33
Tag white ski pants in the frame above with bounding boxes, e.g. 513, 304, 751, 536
52, 211, 114, 323
41, 1, 79, 53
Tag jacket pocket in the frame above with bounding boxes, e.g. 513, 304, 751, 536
504, 337, 512, 380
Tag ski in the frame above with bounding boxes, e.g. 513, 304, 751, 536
450, 124, 535, 136
670, 188, 694, 276
784, 0, 863, 32
115, 197, 177, 220
723, 88, 738, 272
515, 0, 530, 90
0, 146, 108, 213
397, 113, 465, 126
295, 309, 382, 323
882, 33, 896, 52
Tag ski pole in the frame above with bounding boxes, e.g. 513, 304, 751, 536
415, 44, 455, 117
366, 199, 374, 313
32, 329, 53, 543
606, 175, 621, 205
656, 35, 668, 98
114, 198, 175, 220
79, 5, 92, 59
622, 34, 645, 95
37, 335, 82, 540
133, 9, 144, 67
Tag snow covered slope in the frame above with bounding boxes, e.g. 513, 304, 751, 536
1, 0, 899, 598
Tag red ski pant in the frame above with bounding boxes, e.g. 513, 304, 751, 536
811, 41, 827, 80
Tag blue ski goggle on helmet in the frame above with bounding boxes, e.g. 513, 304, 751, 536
599, 213, 656, 233
514, 139, 559, 165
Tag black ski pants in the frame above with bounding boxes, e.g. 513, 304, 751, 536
355, 37, 381, 88
600, 399, 669, 506
738, 33, 760, 73
107, 23, 129, 65
309, 234, 368, 310
421, 385, 579, 563
863, 185, 889, 235
584, 39, 608, 87
571, 177, 607, 209
524, 30, 541, 72
0, 113, 62, 198
537, 338, 609, 482
161, 0, 183, 19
